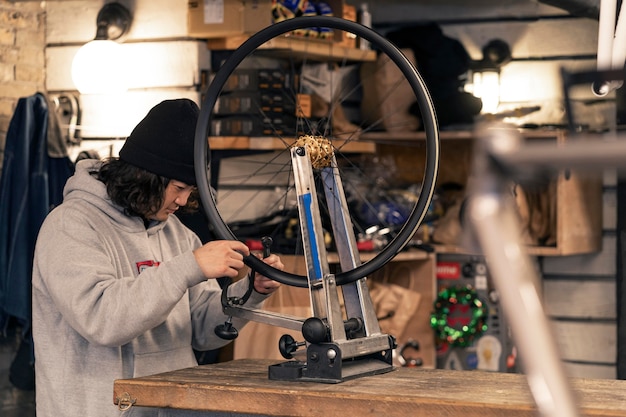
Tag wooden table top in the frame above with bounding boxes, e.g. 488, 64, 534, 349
113, 359, 626, 416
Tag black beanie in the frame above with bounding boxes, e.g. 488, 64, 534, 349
119, 99, 199, 185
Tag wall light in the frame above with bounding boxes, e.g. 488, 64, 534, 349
470, 39, 512, 114
71, 2, 132, 95
472, 70, 500, 114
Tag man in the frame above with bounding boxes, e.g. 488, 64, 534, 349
32, 99, 282, 416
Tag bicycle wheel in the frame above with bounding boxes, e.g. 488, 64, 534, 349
194, 16, 439, 288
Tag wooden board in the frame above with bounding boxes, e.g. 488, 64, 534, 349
206, 35, 377, 63
209, 136, 376, 153
113, 359, 626, 416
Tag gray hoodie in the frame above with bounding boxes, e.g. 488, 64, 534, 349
32, 159, 267, 417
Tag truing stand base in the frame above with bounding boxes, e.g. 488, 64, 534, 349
268, 342, 394, 384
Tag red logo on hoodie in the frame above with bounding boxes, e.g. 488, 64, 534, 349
136, 260, 160, 274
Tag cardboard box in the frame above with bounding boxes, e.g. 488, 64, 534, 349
335, 4, 357, 48
188, 0, 273, 39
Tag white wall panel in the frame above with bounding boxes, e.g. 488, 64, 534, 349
544, 279, 616, 319
442, 18, 598, 60
543, 235, 616, 275
46, 41, 210, 91
552, 320, 617, 363
604, 188, 617, 230
563, 362, 617, 379
46, 1, 101, 44
46, 0, 190, 44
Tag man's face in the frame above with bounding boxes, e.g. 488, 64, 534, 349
147, 180, 195, 222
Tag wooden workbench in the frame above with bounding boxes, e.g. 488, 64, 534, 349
113, 359, 626, 416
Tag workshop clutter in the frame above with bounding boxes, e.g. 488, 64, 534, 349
429, 179, 557, 248
369, 280, 422, 345
350, 153, 558, 250
366, 142, 558, 249
188, 0, 357, 47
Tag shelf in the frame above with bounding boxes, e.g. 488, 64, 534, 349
361, 130, 471, 142
284, 244, 570, 260
289, 248, 433, 264
360, 128, 570, 143
209, 136, 376, 153
276, 249, 433, 270
432, 243, 574, 257
206, 34, 377, 62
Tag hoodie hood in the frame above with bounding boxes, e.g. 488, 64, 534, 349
63, 159, 165, 234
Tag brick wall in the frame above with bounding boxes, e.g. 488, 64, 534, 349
0, 0, 45, 172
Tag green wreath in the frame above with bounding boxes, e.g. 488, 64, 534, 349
430, 285, 488, 347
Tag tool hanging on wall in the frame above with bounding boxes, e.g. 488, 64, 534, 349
50, 93, 80, 146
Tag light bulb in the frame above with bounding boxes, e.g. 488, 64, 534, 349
71, 40, 129, 95
473, 70, 500, 114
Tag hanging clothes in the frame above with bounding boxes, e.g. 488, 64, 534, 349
0, 92, 74, 354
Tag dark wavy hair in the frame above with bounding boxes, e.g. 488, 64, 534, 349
93, 158, 199, 218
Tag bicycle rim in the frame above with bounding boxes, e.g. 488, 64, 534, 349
194, 16, 439, 287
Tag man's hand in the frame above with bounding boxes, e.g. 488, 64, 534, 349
193, 240, 250, 280
252, 253, 283, 295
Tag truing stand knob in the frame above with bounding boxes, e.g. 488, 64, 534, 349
278, 334, 306, 359
214, 317, 238, 340
302, 317, 329, 344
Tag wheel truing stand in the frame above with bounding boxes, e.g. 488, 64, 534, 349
218, 136, 396, 383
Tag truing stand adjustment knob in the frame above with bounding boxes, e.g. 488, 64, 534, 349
214, 317, 238, 340
302, 317, 329, 344
278, 334, 306, 359
301, 316, 365, 344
